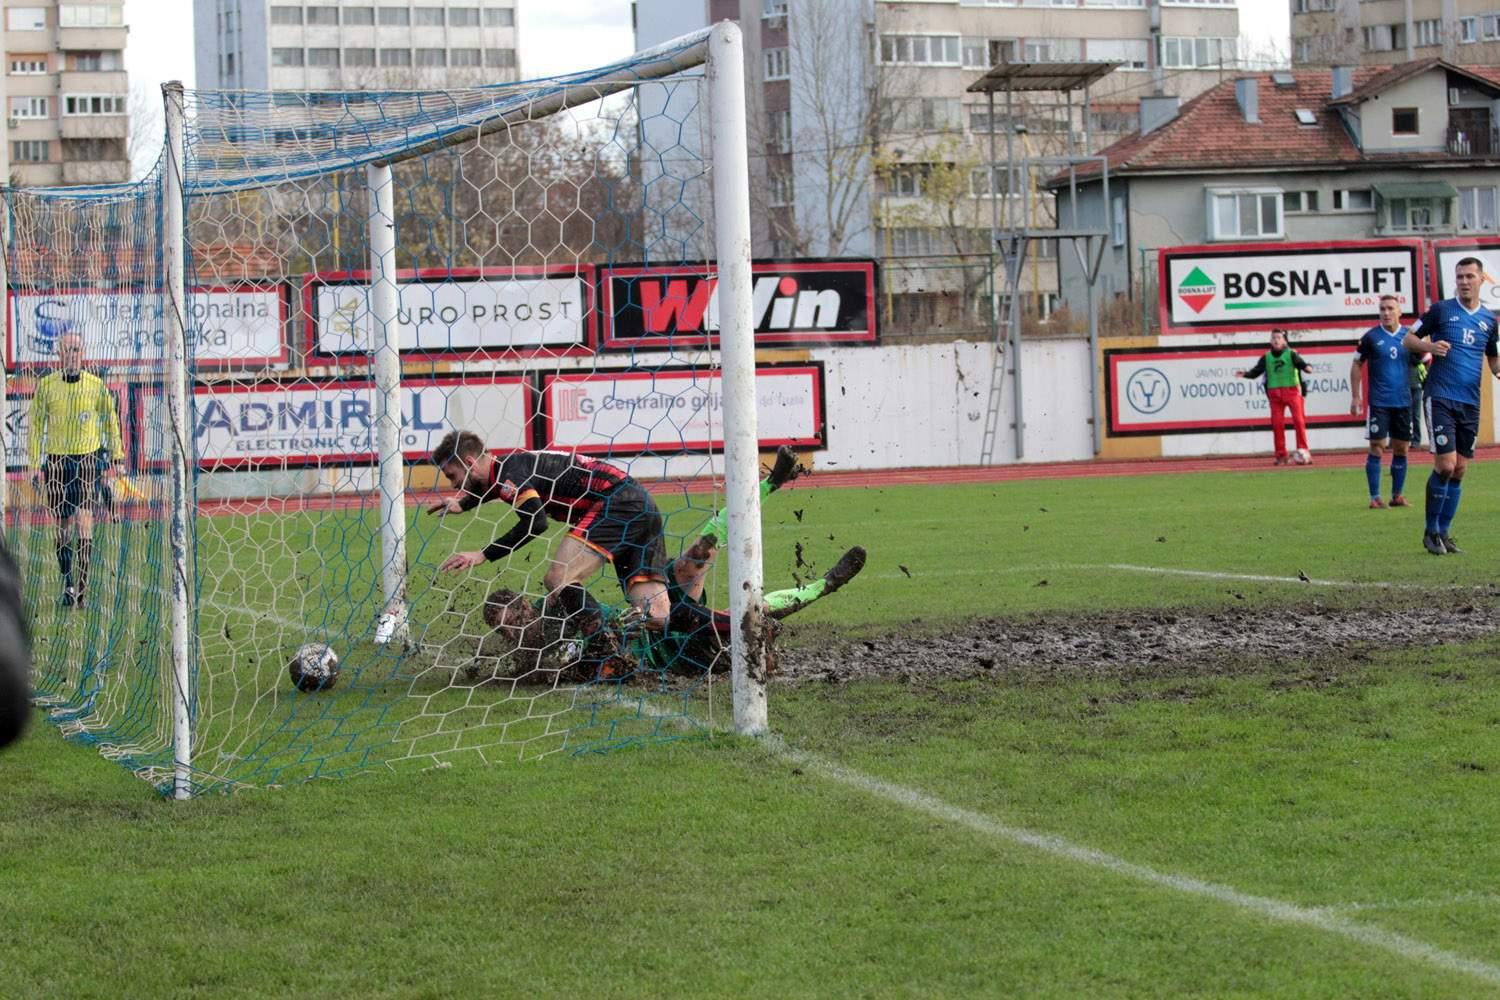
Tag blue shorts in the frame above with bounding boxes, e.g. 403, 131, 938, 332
1425, 397, 1480, 458
1366, 405, 1412, 443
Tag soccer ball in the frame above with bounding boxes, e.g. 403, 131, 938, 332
288, 642, 340, 693
1291, 448, 1312, 465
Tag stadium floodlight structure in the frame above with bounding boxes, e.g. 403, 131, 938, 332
3, 22, 766, 797
967, 61, 1117, 463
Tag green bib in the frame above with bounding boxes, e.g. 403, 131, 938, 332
1262, 350, 1300, 390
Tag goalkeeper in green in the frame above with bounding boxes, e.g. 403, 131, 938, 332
29, 329, 125, 607
659, 447, 865, 672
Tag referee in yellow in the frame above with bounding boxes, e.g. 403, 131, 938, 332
29, 329, 124, 607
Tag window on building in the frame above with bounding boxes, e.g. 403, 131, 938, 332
9, 57, 47, 75
1209, 189, 1282, 240
450, 48, 482, 67
885, 97, 961, 132
888, 164, 932, 198
344, 7, 376, 26
59, 3, 122, 25
768, 171, 793, 207
414, 7, 446, 26
1086, 39, 1150, 70
1483, 13, 1500, 40
1392, 107, 1419, 135
307, 48, 339, 67
485, 48, 517, 68
1283, 190, 1320, 213
1413, 18, 1441, 47
1332, 188, 1374, 211
1160, 36, 1237, 68
380, 48, 412, 66
415, 48, 447, 67
1460, 186, 1499, 231
9, 96, 50, 119
379, 6, 411, 26
344, 48, 376, 67
8, 7, 45, 30
1384, 195, 1452, 233
764, 0, 790, 15
970, 166, 1017, 198
62, 94, 125, 115
450, 7, 481, 26
71, 51, 123, 71
305, 6, 339, 26
272, 48, 305, 67
767, 109, 792, 152
1111, 195, 1126, 246
1460, 16, 1478, 42
270, 5, 303, 26
764, 47, 790, 80
12, 140, 49, 162
879, 34, 962, 66
1363, 23, 1406, 51
1090, 108, 1139, 133
485, 8, 516, 27
1024, 40, 1054, 62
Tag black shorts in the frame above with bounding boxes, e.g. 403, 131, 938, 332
1366, 405, 1412, 443
574, 481, 668, 591
44, 454, 97, 521
1426, 396, 1480, 458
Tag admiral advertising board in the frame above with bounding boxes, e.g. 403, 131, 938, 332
541, 364, 825, 454
4, 382, 130, 473
1158, 241, 1423, 334
134, 374, 531, 470
1106, 343, 1361, 435
306, 266, 594, 361
601, 260, 876, 350
7, 285, 286, 369
1430, 239, 1500, 309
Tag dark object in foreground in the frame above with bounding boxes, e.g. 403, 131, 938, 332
0, 540, 33, 749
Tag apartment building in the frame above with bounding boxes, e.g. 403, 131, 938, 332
1291, 0, 1500, 68
634, 0, 1241, 337
194, 0, 522, 90
2, 1, 130, 187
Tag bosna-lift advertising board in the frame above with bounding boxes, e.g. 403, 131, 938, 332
1119, 241, 1426, 435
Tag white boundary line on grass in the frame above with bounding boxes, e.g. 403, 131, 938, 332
1092, 563, 1431, 591
761, 735, 1500, 988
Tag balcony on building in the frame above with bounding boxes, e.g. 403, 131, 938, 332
62, 159, 128, 184
60, 115, 128, 139
59, 70, 127, 93
57, 27, 129, 52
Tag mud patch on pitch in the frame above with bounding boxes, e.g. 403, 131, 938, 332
774, 603, 1500, 685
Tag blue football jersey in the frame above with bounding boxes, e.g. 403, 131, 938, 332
1355, 324, 1414, 410
1414, 298, 1499, 407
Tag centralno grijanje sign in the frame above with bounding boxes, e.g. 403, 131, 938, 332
1158, 240, 1424, 334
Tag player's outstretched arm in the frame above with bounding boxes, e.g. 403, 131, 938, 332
426, 496, 465, 516
1404, 331, 1447, 356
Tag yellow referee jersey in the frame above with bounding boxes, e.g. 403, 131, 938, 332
29, 371, 123, 466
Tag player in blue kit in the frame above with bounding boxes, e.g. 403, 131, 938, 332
1350, 294, 1420, 509
1403, 257, 1500, 555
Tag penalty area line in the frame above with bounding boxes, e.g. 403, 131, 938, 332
762, 734, 1500, 988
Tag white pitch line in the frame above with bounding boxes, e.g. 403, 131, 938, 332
763, 735, 1500, 988
1094, 563, 1429, 591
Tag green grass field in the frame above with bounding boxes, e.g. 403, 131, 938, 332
7, 463, 1500, 997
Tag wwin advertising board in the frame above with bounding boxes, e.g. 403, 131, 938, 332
1158, 241, 1424, 334
541, 364, 825, 454
1106, 344, 1362, 435
135, 375, 531, 469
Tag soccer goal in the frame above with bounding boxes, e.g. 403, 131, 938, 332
4, 23, 771, 796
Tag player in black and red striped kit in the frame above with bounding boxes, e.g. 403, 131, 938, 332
428, 432, 669, 668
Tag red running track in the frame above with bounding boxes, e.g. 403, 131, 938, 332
190, 444, 1500, 517
11, 446, 1487, 524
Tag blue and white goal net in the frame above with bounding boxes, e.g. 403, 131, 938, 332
7, 29, 753, 793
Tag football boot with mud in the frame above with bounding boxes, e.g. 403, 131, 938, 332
765, 445, 806, 492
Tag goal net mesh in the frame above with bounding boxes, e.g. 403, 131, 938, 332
8, 33, 741, 793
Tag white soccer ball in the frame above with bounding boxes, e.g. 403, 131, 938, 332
1291, 448, 1311, 465
288, 642, 340, 693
